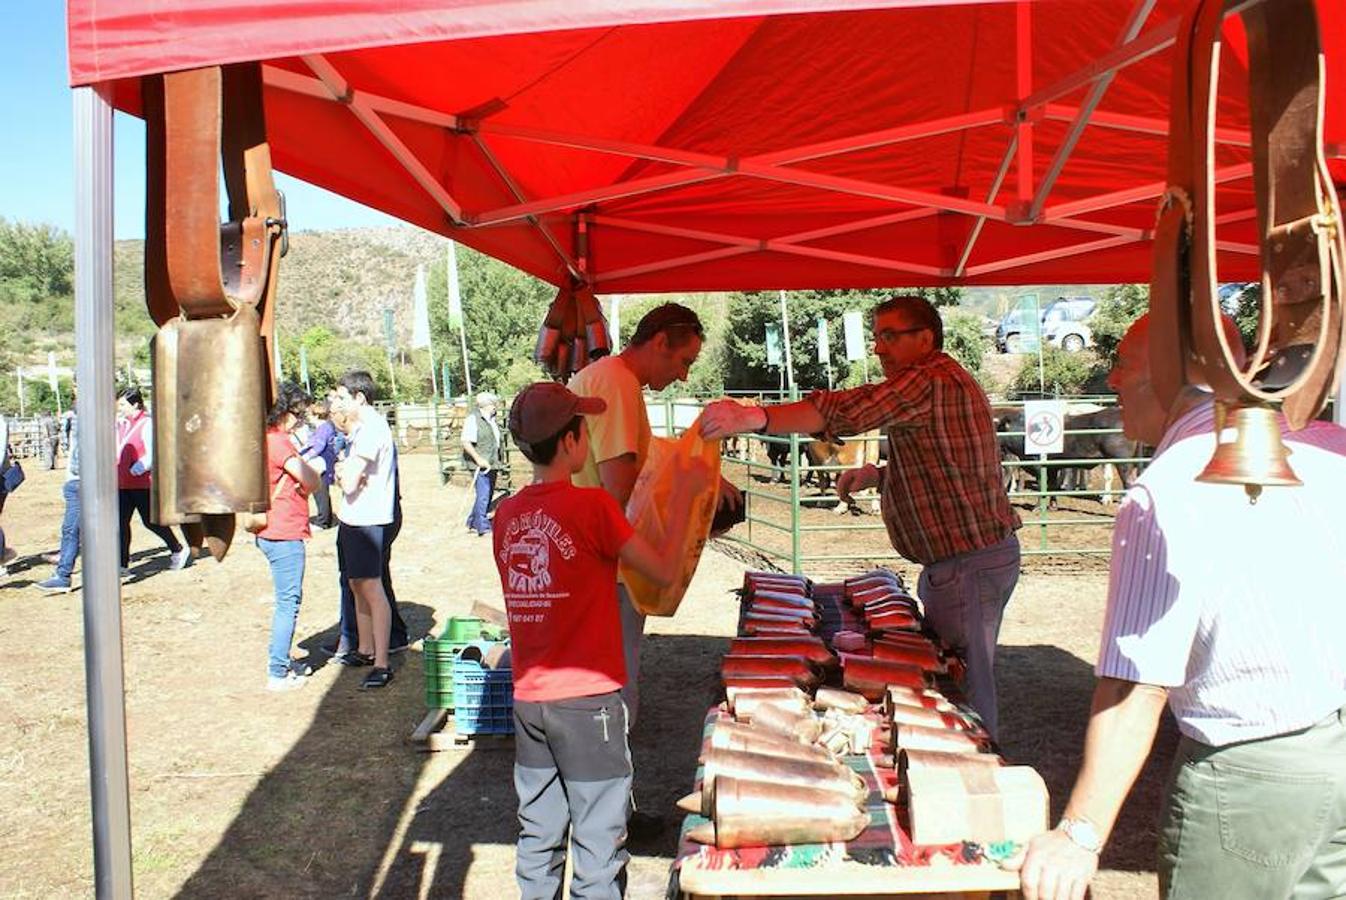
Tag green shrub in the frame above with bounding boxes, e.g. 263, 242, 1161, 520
941, 309, 988, 374
1010, 347, 1100, 397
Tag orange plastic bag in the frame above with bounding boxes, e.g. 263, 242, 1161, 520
619, 420, 722, 617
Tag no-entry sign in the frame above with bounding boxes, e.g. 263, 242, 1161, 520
1023, 400, 1066, 456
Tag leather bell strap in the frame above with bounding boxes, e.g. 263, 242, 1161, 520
1156, 0, 1346, 429
143, 64, 285, 326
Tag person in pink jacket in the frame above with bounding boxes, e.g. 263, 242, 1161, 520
116, 389, 189, 576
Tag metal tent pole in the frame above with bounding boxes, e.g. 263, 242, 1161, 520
73, 85, 135, 899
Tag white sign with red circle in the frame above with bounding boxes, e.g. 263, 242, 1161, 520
1023, 400, 1066, 456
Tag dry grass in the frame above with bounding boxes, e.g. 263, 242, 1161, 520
2, 455, 1163, 898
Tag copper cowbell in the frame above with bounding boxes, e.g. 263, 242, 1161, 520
1196, 402, 1301, 503
156, 307, 269, 519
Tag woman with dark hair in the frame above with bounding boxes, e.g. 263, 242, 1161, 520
256, 382, 321, 691
116, 388, 189, 575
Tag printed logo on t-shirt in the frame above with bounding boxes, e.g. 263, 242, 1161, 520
500, 509, 578, 621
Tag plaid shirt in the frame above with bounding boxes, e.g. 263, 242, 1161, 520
808, 352, 1019, 565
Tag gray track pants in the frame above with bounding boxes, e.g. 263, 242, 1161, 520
616, 584, 645, 726
514, 692, 633, 900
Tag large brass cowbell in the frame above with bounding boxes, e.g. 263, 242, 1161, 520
152, 308, 269, 524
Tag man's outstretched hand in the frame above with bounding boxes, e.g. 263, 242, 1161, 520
700, 401, 766, 440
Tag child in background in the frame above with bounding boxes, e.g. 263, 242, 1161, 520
493, 381, 710, 900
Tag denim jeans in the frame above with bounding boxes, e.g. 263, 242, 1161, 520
917, 532, 1021, 740
57, 478, 81, 579
257, 537, 306, 678
466, 469, 496, 534
337, 516, 408, 652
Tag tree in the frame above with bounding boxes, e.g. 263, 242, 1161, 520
941, 309, 988, 374
722, 288, 966, 393
1089, 283, 1149, 368
427, 245, 554, 401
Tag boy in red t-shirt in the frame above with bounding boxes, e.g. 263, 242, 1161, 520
494, 382, 709, 900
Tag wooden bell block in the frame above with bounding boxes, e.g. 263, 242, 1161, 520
873, 638, 944, 672
748, 588, 815, 607
905, 763, 1049, 846
890, 722, 987, 755
841, 654, 928, 700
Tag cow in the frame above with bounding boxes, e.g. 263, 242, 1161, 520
997, 407, 1144, 507
764, 432, 884, 511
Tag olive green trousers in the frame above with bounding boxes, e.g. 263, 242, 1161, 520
1159, 705, 1346, 899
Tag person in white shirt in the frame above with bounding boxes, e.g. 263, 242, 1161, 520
1010, 314, 1346, 900
331, 371, 398, 690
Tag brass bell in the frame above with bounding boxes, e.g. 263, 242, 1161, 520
1196, 402, 1302, 503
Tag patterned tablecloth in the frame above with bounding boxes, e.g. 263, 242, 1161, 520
672, 711, 1023, 897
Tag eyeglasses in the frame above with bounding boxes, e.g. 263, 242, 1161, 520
874, 326, 929, 344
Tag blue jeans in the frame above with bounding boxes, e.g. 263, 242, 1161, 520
57, 479, 81, 579
466, 469, 496, 533
917, 532, 1021, 740
257, 537, 306, 678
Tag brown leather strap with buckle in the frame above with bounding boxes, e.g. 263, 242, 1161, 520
142, 62, 287, 558
1154, 0, 1346, 429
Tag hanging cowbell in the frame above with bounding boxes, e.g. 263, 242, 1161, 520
1196, 403, 1302, 503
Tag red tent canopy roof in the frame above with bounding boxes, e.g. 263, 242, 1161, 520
68, 0, 1346, 291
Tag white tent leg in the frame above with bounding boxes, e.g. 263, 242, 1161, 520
73, 84, 134, 899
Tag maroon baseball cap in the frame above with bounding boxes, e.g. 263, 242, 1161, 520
508, 381, 606, 450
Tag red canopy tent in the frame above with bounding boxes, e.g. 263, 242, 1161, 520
68, 0, 1346, 292
62, 3, 1346, 895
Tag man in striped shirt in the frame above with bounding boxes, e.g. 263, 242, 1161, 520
1011, 314, 1346, 899
702, 295, 1021, 737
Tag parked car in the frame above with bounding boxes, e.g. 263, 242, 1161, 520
1041, 296, 1098, 352
1045, 320, 1093, 352
995, 308, 1039, 353
995, 295, 1097, 353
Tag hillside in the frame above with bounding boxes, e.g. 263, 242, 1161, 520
114, 226, 455, 352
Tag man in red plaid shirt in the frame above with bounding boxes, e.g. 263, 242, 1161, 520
702, 295, 1021, 738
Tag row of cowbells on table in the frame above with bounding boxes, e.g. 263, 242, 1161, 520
876, 683, 1048, 847
689, 568, 1048, 850
682, 686, 877, 849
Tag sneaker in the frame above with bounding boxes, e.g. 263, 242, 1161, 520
266, 672, 308, 692
360, 667, 395, 689
168, 547, 192, 571
38, 575, 73, 594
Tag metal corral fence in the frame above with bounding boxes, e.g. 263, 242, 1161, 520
647, 394, 1149, 573
3, 415, 71, 461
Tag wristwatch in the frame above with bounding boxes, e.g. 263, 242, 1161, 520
1058, 816, 1102, 854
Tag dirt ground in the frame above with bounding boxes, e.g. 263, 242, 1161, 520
1, 454, 1170, 899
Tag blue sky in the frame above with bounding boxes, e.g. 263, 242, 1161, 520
0, 6, 402, 239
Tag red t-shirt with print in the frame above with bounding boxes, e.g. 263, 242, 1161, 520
258, 428, 311, 542
492, 480, 634, 703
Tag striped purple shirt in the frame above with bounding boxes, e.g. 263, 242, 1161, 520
1097, 400, 1346, 746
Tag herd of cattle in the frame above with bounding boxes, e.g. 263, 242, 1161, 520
749, 405, 1146, 512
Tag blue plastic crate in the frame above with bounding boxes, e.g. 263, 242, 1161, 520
452, 652, 515, 736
